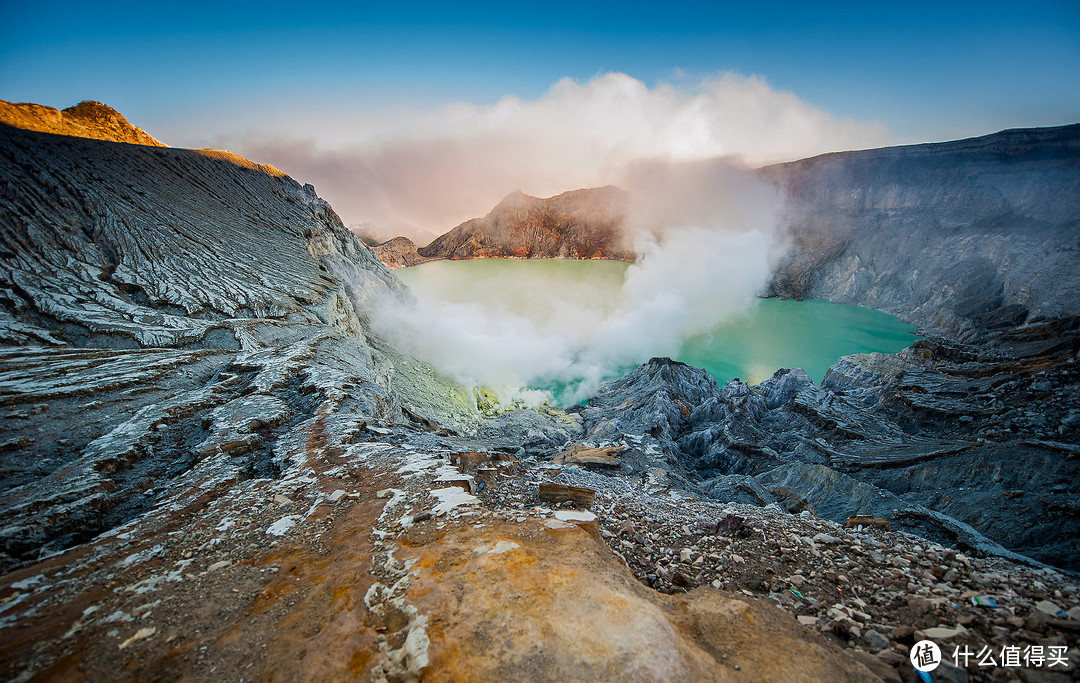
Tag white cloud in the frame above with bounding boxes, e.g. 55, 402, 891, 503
221, 71, 887, 240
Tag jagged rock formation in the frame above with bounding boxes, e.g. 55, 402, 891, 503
572, 326, 1080, 569
0, 99, 166, 147
767, 124, 1080, 337
416, 185, 633, 262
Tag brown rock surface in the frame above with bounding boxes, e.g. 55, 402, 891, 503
397, 517, 880, 682
373, 236, 434, 269
0, 99, 166, 147
416, 186, 633, 262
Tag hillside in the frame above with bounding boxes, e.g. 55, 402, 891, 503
416, 185, 633, 263
379, 125, 1080, 342
0, 99, 166, 147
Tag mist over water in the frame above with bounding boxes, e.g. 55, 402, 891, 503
386, 260, 918, 406
368, 159, 790, 405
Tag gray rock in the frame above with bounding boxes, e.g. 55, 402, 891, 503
864, 629, 889, 651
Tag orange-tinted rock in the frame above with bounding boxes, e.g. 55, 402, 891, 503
396, 517, 881, 681
553, 444, 627, 466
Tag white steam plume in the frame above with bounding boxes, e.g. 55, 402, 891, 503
369, 158, 786, 405
220, 71, 886, 241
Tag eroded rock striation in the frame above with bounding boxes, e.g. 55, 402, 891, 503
572, 324, 1080, 570
0, 119, 485, 572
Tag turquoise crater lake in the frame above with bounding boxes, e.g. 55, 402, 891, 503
397, 259, 919, 397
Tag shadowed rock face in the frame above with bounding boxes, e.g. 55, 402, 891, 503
766, 124, 1080, 337
417, 185, 634, 262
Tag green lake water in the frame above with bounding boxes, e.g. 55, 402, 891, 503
397, 259, 919, 393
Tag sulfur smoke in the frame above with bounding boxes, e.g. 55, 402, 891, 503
369, 158, 787, 406
218, 71, 886, 241
290, 70, 882, 404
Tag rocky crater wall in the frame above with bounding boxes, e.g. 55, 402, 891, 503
766, 124, 1080, 337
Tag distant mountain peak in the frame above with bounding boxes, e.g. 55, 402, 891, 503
416, 185, 632, 262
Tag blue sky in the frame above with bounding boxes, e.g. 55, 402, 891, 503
2, 0, 1078, 145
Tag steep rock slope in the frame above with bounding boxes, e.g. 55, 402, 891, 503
416, 185, 633, 262
0, 100, 166, 147
0, 121, 480, 570
767, 124, 1080, 336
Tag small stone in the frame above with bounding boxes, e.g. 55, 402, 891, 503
744, 579, 766, 592
553, 509, 597, 524
849, 651, 902, 683
813, 533, 841, 545
1026, 609, 1048, 631
891, 625, 916, 645
918, 626, 966, 641
865, 629, 889, 651
327, 489, 347, 503
1035, 600, 1063, 617
797, 615, 819, 627
679, 548, 693, 563
907, 596, 932, 615
118, 627, 157, 650
538, 483, 595, 508
929, 659, 971, 683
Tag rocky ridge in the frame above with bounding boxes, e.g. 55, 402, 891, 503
0, 100, 166, 148
571, 334, 1080, 569
374, 186, 634, 268
373, 125, 1080, 345
372, 236, 434, 269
